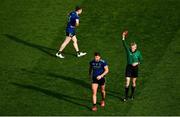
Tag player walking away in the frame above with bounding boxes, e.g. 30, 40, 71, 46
89, 52, 109, 111
56, 6, 87, 58
122, 31, 142, 102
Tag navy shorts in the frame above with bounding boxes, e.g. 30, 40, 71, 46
92, 77, 105, 86
66, 28, 76, 37
125, 64, 138, 78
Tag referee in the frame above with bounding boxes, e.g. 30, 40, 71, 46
122, 31, 142, 101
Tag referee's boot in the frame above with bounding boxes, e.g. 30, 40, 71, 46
130, 95, 134, 100
123, 97, 127, 102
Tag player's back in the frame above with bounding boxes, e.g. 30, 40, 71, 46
67, 11, 79, 28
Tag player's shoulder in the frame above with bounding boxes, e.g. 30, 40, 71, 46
70, 11, 77, 16
100, 59, 107, 64
136, 50, 141, 54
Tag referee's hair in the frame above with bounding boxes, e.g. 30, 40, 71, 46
131, 42, 137, 46
75, 6, 82, 11
94, 52, 101, 56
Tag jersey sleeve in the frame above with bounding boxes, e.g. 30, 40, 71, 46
122, 40, 130, 53
75, 14, 80, 20
102, 61, 108, 67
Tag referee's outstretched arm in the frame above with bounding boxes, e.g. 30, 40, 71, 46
122, 33, 130, 53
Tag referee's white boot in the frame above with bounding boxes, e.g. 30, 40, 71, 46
56, 53, 65, 58
77, 52, 87, 57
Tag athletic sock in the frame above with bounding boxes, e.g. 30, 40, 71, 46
76, 51, 80, 54
58, 51, 62, 54
125, 87, 129, 99
131, 86, 136, 97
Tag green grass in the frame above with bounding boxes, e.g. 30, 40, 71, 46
0, 0, 180, 115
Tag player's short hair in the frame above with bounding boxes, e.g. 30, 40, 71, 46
94, 52, 101, 57
130, 42, 137, 47
75, 6, 82, 11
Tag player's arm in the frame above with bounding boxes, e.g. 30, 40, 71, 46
89, 65, 92, 78
75, 19, 80, 27
122, 32, 129, 52
97, 66, 109, 80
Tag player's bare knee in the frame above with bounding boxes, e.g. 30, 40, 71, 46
101, 89, 105, 94
132, 79, 136, 87
125, 81, 130, 87
132, 83, 136, 87
131, 80, 136, 86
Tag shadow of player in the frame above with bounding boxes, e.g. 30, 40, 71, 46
21, 68, 122, 100
3, 34, 75, 57
11, 82, 91, 110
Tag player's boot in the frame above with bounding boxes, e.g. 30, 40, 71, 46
77, 52, 87, 57
92, 105, 97, 111
100, 100, 105, 107
130, 95, 134, 100
122, 97, 127, 102
56, 53, 65, 58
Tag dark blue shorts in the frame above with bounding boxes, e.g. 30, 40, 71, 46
66, 28, 76, 37
92, 77, 105, 86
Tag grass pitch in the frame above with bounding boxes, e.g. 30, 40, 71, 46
0, 0, 180, 115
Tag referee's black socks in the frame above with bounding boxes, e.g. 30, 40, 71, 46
125, 86, 129, 99
131, 86, 136, 97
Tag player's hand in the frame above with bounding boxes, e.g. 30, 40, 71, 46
122, 35, 125, 40
97, 75, 103, 80
132, 62, 139, 67
122, 31, 128, 40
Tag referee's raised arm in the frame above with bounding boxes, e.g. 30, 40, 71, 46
122, 31, 129, 53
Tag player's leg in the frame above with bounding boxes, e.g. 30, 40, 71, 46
100, 84, 106, 107
130, 77, 137, 100
71, 35, 79, 52
56, 36, 72, 58
72, 36, 87, 57
59, 36, 72, 51
123, 77, 131, 101
92, 83, 98, 111
130, 66, 138, 100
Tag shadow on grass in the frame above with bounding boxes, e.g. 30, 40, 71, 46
21, 69, 122, 99
3, 34, 56, 57
174, 51, 180, 55
11, 82, 90, 110
21, 68, 91, 90
3, 34, 77, 57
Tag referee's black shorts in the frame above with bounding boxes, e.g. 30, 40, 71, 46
125, 64, 138, 78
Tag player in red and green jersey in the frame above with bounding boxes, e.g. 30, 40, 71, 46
122, 31, 142, 101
